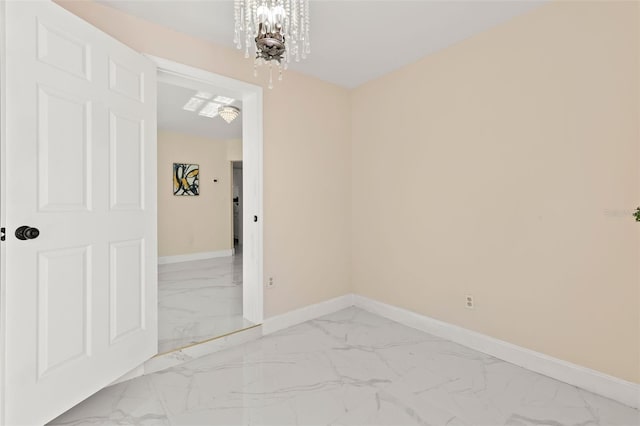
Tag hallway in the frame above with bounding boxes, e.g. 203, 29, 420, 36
158, 253, 252, 353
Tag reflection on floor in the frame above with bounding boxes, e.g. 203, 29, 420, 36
157, 251, 253, 354
49, 308, 639, 426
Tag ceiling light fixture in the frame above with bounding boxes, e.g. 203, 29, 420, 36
234, 0, 311, 89
218, 105, 241, 123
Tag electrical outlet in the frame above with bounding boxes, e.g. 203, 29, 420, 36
465, 295, 474, 309
267, 277, 275, 289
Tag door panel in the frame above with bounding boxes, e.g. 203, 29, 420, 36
109, 112, 144, 210
37, 87, 91, 211
109, 239, 145, 343
109, 59, 144, 102
3, 1, 157, 425
36, 21, 91, 81
37, 246, 91, 377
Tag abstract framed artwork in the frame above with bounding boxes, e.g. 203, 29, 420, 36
173, 163, 200, 196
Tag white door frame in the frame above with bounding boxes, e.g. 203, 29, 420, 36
149, 55, 264, 325
0, 1, 7, 423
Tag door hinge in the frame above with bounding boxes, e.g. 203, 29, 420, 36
1, 227, 5, 242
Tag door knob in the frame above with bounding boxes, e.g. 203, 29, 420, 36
15, 226, 40, 240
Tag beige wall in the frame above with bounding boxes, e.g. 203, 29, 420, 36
226, 139, 242, 163
157, 130, 240, 257
56, 0, 352, 318
351, 1, 639, 383
59, 0, 640, 384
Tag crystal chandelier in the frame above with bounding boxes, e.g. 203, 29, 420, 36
234, 0, 311, 88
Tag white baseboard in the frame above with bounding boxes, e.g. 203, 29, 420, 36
353, 295, 640, 409
158, 249, 234, 265
263, 294, 355, 335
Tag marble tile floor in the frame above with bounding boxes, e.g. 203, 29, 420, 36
49, 307, 639, 426
158, 253, 253, 354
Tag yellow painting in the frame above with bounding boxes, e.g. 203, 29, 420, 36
173, 163, 199, 196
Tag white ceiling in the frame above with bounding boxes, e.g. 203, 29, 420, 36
158, 81, 243, 140
98, 0, 545, 88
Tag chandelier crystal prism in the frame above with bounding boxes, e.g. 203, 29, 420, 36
234, 0, 311, 89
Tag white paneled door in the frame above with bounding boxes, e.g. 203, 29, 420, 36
3, 1, 157, 424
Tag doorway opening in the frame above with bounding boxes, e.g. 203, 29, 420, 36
151, 57, 264, 354
232, 161, 243, 253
